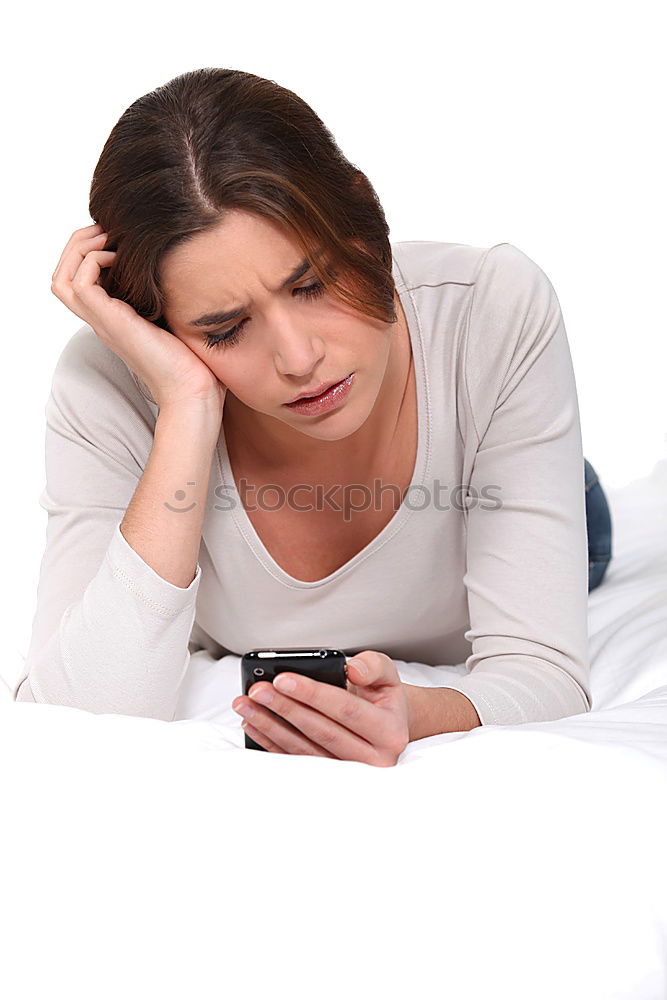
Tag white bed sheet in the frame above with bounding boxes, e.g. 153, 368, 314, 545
1, 459, 666, 1000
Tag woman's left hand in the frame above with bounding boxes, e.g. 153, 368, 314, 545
232, 650, 410, 767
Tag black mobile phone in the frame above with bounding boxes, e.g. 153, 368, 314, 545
240, 647, 349, 751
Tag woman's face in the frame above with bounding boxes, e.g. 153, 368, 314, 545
160, 210, 403, 450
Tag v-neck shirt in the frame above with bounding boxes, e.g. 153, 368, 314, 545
14, 240, 591, 727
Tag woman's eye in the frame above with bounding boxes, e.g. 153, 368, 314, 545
203, 318, 249, 352
203, 279, 326, 351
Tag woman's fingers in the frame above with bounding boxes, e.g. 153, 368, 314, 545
49, 223, 226, 413
242, 680, 382, 763
52, 244, 116, 325
242, 722, 288, 754
51, 231, 112, 318
71, 248, 116, 294
266, 653, 398, 744
243, 711, 335, 757
51, 227, 107, 286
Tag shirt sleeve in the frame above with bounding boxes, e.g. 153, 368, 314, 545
12, 326, 202, 722
434, 242, 591, 727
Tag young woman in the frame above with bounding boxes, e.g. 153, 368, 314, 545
14, 67, 612, 764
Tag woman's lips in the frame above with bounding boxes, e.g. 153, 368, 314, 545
286, 378, 342, 404
283, 372, 355, 415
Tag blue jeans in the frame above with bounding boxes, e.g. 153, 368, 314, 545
584, 457, 613, 592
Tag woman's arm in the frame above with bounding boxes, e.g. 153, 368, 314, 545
405, 684, 482, 740
120, 402, 221, 589
14, 326, 219, 722
399, 244, 591, 729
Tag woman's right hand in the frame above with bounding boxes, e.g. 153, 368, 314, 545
51, 221, 227, 415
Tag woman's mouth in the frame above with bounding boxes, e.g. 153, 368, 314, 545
283, 372, 355, 415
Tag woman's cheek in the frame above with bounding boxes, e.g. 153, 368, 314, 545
217, 368, 263, 407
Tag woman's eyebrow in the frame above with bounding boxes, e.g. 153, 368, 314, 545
188, 256, 312, 328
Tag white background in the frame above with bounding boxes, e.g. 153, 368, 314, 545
1, 0, 665, 681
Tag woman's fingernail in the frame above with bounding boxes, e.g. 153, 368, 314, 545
274, 674, 296, 692
250, 688, 273, 705
351, 659, 367, 675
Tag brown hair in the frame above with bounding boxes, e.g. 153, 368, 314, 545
89, 67, 398, 337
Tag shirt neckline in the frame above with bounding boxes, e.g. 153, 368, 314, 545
214, 246, 432, 590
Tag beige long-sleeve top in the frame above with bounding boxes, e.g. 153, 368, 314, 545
13, 240, 592, 727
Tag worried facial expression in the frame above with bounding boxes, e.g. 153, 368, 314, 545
159, 210, 402, 446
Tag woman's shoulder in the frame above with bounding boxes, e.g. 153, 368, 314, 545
391, 239, 548, 299
391, 239, 507, 292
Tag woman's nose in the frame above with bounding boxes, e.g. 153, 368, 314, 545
271, 323, 325, 377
